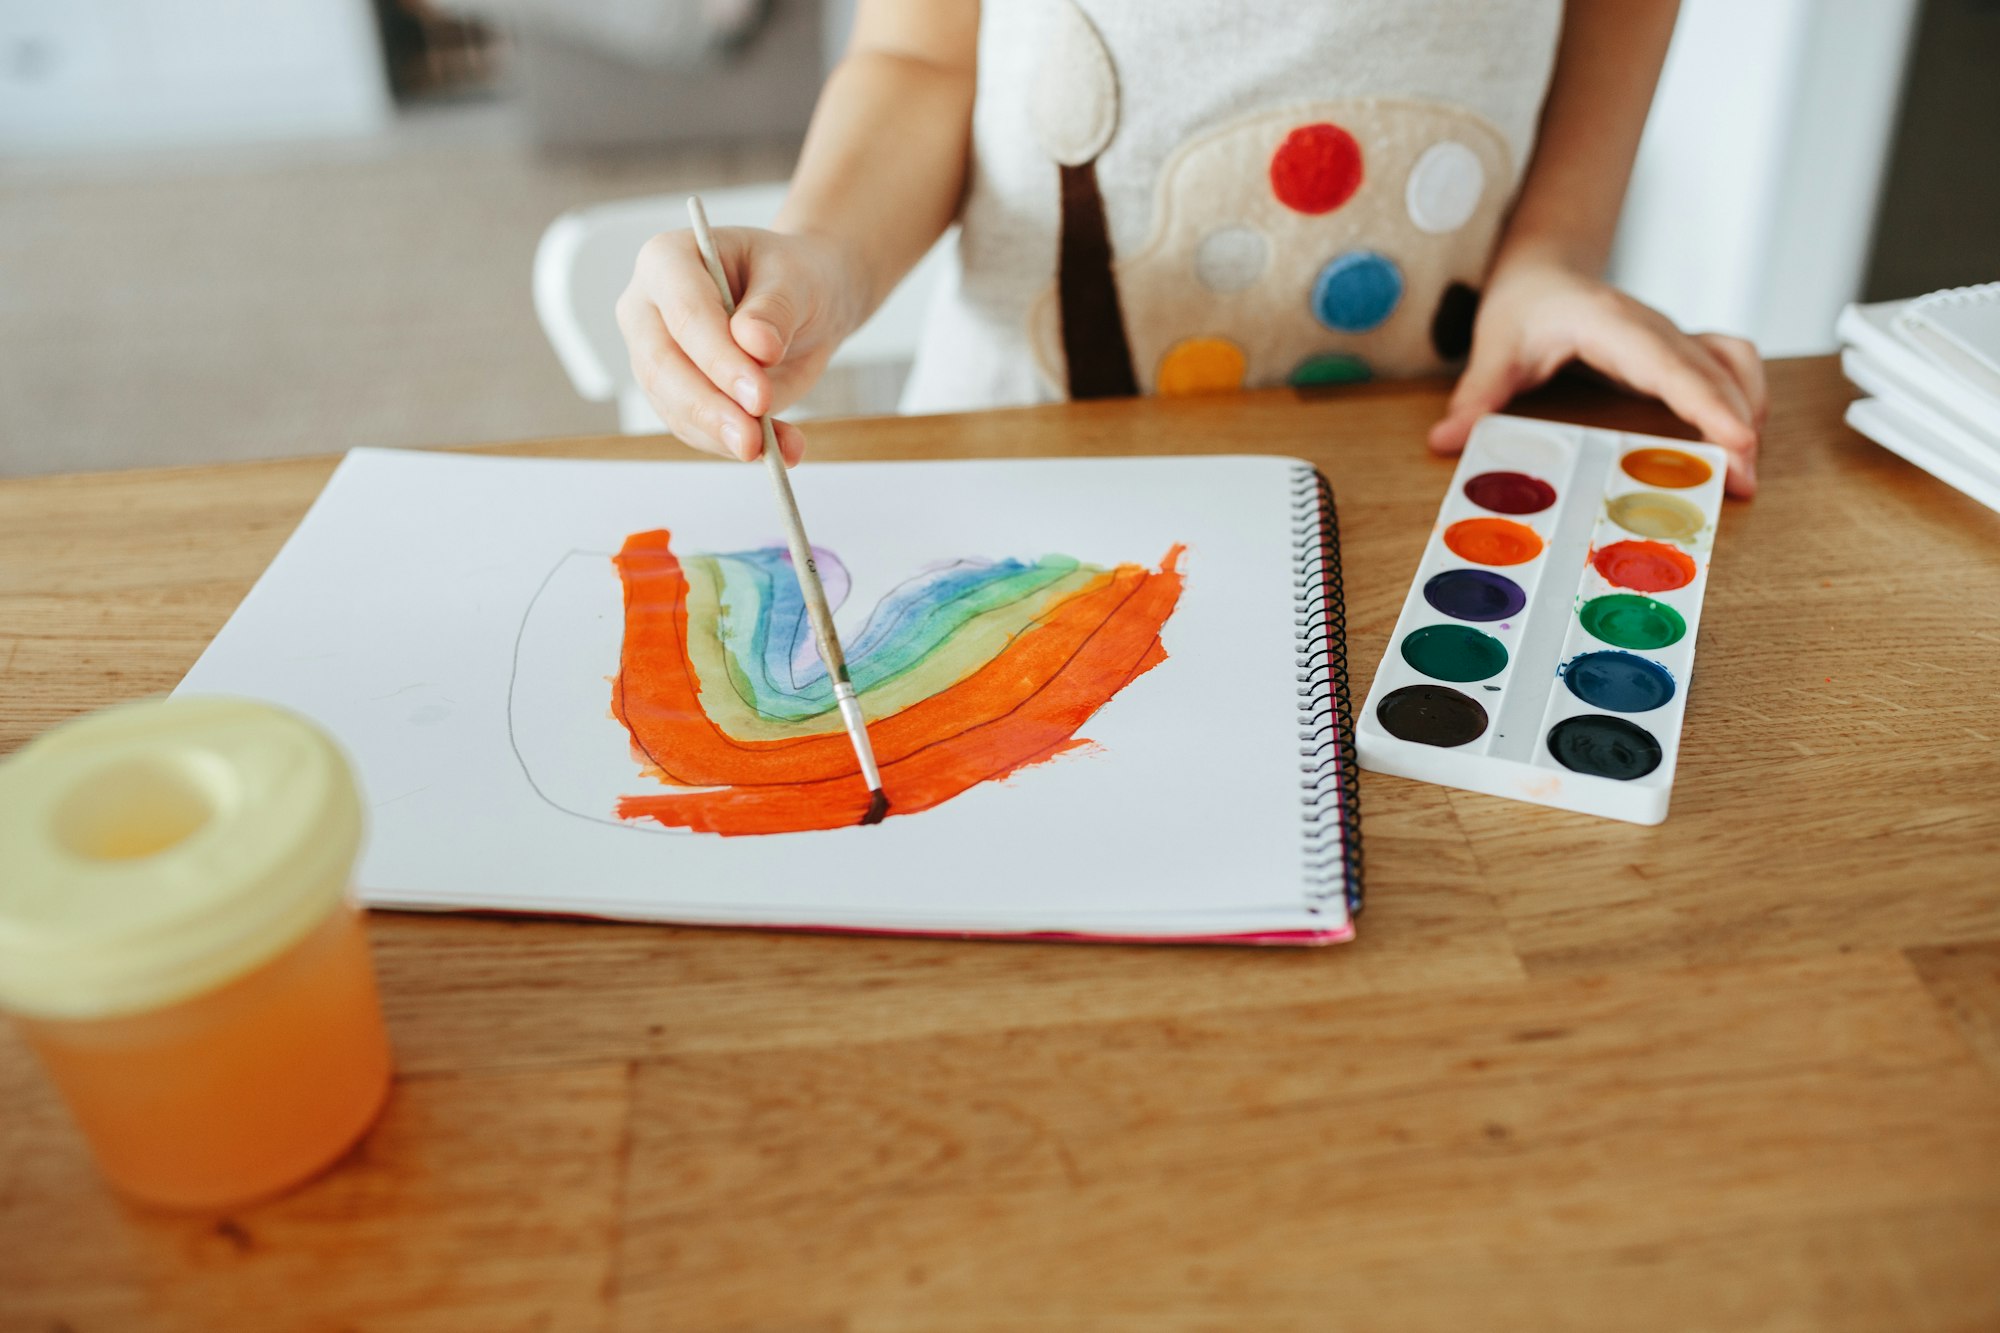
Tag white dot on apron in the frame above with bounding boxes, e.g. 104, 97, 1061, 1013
1405, 142, 1485, 235
1193, 227, 1270, 294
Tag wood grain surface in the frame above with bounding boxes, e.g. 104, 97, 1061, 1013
2, 358, 1997, 1332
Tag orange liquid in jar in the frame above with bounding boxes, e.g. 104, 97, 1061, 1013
17, 901, 392, 1211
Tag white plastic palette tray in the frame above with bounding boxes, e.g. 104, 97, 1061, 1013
1357, 415, 1728, 824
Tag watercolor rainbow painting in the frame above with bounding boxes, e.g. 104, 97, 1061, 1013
608, 529, 1186, 835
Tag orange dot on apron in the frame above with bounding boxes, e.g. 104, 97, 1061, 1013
1157, 337, 1247, 396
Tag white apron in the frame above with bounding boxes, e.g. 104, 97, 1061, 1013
901, 0, 1565, 413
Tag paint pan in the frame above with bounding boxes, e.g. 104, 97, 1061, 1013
1356, 415, 1727, 824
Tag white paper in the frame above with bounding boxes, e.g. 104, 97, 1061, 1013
175, 450, 1348, 940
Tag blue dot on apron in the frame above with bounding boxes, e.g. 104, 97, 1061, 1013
1311, 250, 1403, 333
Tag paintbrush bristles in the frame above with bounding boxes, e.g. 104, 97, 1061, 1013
684, 196, 888, 822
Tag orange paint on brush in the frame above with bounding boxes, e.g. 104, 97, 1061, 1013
609, 530, 1185, 835
1443, 517, 1543, 566
1591, 539, 1697, 593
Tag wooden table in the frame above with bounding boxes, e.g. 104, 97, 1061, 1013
4, 358, 1998, 1331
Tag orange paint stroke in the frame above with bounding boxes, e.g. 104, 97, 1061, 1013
610, 530, 1186, 834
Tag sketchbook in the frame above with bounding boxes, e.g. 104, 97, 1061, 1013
175, 450, 1362, 944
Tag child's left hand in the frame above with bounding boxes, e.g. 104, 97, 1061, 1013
1427, 257, 1766, 496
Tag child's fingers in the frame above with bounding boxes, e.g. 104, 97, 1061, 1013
1696, 332, 1768, 429
1590, 320, 1758, 495
1707, 421, 1758, 498
1694, 333, 1763, 495
1684, 336, 1757, 438
1628, 320, 1755, 436
632, 232, 773, 417
1429, 333, 1531, 455
618, 298, 765, 461
1717, 446, 1757, 497
1703, 428, 1757, 498
772, 418, 808, 467
1662, 335, 1759, 495
733, 282, 804, 369
1591, 318, 1756, 447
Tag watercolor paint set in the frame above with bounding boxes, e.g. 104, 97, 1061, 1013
1357, 415, 1728, 824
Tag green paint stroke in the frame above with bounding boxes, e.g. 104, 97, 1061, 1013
681, 547, 1114, 739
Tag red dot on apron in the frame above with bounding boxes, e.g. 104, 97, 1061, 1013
1269, 123, 1363, 215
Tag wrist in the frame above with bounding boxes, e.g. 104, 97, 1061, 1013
778, 222, 879, 342
1483, 240, 1602, 303
1486, 200, 1618, 281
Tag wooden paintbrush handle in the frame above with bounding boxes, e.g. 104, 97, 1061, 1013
686, 198, 855, 683
759, 438, 850, 680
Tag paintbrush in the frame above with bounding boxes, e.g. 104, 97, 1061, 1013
684, 196, 888, 826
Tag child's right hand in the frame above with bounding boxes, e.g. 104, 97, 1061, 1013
616, 226, 866, 465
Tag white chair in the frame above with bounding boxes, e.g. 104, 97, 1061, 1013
533, 181, 954, 433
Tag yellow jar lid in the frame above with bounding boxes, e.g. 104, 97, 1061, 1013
0, 696, 362, 1021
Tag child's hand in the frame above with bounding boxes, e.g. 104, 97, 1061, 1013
617, 226, 866, 465
1428, 258, 1766, 496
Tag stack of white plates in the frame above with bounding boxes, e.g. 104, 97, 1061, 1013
1838, 283, 2000, 514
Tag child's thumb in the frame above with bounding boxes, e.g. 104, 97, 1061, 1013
1428, 338, 1525, 455
731, 286, 801, 367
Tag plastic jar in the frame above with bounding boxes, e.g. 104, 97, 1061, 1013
0, 697, 394, 1211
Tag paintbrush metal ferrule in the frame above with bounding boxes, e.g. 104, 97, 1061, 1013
832, 678, 883, 792
686, 195, 889, 825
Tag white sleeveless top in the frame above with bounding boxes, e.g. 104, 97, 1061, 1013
901, 0, 1564, 413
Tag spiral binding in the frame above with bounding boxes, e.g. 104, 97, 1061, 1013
1292, 465, 1363, 917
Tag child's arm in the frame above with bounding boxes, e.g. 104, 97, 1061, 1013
617, 0, 978, 463
1428, 0, 1767, 495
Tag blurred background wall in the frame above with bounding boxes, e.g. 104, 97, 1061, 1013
1, 0, 1995, 477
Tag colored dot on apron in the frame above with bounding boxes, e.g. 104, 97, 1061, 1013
1311, 251, 1403, 333
1431, 282, 1480, 360
1289, 353, 1371, 388
1157, 337, 1247, 396
1193, 227, 1270, 293
1405, 141, 1486, 234
1269, 123, 1363, 215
